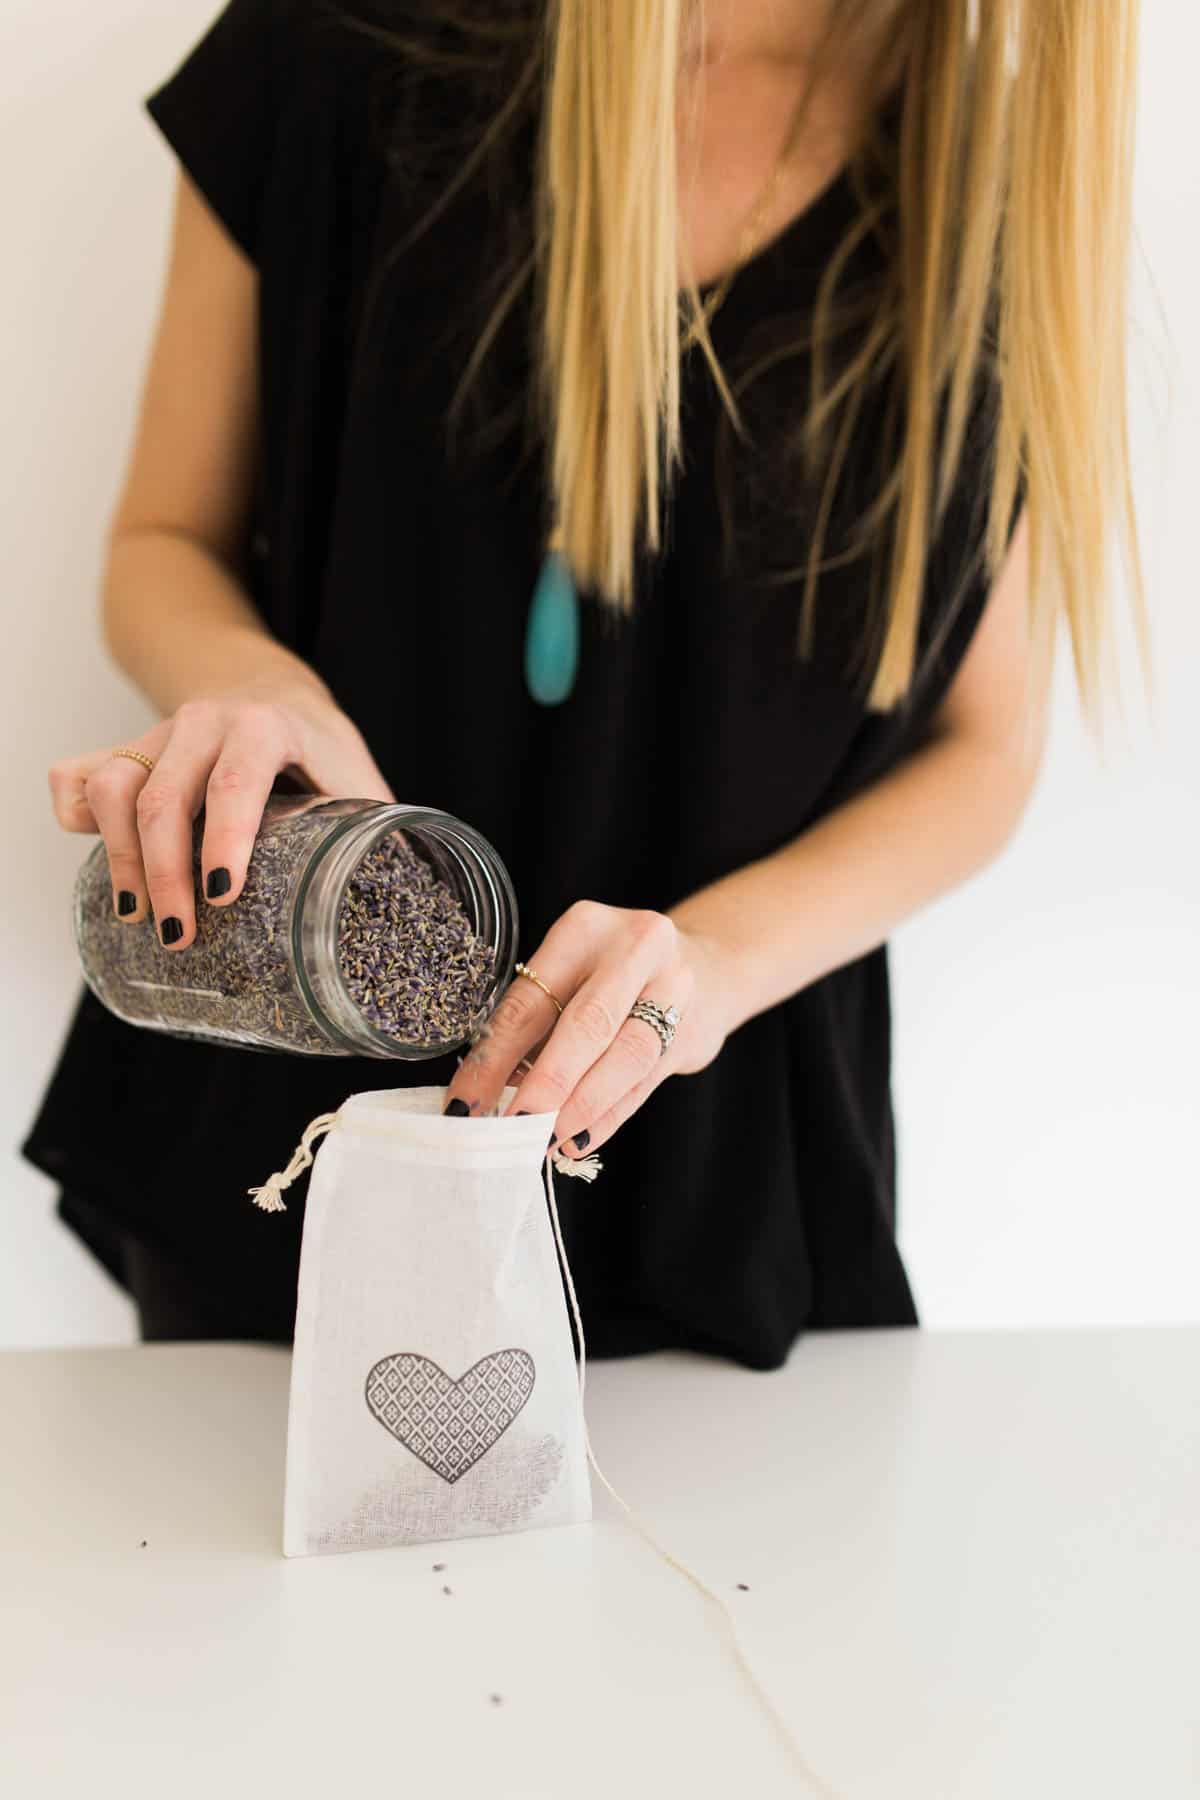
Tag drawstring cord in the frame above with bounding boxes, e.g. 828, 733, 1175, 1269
248, 1108, 841, 1796
542, 1157, 843, 1800
248, 1111, 601, 1212
248, 1112, 341, 1212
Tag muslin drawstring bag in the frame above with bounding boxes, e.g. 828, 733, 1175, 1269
250, 1087, 595, 1556
251, 1086, 842, 1794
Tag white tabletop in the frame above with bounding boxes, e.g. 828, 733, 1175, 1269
1, 1329, 1197, 1800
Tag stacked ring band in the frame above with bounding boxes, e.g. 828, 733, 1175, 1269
514, 961, 564, 1016
628, 998, 681, 1055
111, 748, 156, 773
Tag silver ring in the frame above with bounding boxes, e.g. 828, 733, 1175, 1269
628, 998, 681, 1056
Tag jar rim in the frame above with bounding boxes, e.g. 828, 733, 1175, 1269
290, 802, 518, 1060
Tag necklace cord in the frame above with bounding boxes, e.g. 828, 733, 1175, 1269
682, 69, 825, 345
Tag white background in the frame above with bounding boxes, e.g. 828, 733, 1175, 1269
2, 1, 1196, 1347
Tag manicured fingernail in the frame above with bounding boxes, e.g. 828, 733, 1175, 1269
570, 1130, 591, 1155
517, 1110, 530, 1116
160, 917, 184, 946
206, 867, 232, 899
117, 891, 138, 917
443, 1097, 471, 1117
547, 1133, 558, 1151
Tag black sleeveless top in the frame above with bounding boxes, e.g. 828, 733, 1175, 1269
23, 0, 1010, 1368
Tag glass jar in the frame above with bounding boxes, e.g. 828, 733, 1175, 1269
74, 795, 518, 1058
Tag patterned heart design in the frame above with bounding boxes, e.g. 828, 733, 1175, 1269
364, 1349, 537, 1485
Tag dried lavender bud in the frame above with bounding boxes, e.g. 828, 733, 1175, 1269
77, 804, 495, 1056
77, 807, 334, 1053
336, 837, 494, 1048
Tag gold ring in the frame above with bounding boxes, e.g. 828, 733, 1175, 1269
111, 748, 156, 774
514, 962, 564, 1016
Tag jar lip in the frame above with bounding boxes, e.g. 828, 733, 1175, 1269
291, 802, 519, 1060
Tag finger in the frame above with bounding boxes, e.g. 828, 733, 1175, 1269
137, 706, 223, 949
565, 1057, 671, 1158
510, 911, 678, 1132
443, 901, 613, 1116
445, 976, 565, 1118
465, 1029, 547, 1085
48, 749, 121, 835
200, 705, 296, 905
551, 970, 693, 1155
69, 726, 173, 916
299, 714, 397, 804
85, 757, 156, 922
443, 900, 626, 1119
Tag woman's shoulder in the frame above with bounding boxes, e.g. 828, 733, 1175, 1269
145, 0, 405, 267
155, 0, 394, 126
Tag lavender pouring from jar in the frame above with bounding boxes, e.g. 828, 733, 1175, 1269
75, 795, 518, 1058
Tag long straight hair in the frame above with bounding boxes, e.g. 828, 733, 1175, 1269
344, 0, 1149, 742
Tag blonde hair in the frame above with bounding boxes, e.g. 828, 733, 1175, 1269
536, 0, 1149, 741
342, 0, 1149, 743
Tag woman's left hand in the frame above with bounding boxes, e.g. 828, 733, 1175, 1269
441, 901, 741, 1156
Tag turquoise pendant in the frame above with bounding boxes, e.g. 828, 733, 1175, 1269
524, 548, 579, 706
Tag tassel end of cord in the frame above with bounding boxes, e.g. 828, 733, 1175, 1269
247, 1112, 341, 1214
248, 1179, 289, 1214
551, 1149, 603, 1183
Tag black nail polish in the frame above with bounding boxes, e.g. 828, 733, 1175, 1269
206, 867, 232, 899
443, 1097, 471, 1117
570, 1129, 591, 1155
517, 1111, 530, 1116
117, 891, 137, 917
547, 1133, 558, 1151
160, 917, 184, 946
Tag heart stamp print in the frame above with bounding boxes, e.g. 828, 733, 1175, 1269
364, 1349, 537, 1484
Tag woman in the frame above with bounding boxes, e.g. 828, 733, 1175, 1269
24, 0, 1145, 1364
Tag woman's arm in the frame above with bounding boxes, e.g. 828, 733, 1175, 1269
49, 171, 391, 947
671, 513, 1046, 1024
100, 167, 323, 714
444, 513, 1051, 1151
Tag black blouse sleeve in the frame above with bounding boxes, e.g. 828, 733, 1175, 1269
144, 0, 282, 265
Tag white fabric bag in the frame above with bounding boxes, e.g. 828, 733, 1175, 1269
251, 1086, 592, 1557
249, 1089, 833, 1790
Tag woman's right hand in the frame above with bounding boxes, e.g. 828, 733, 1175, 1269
48, 682, 395, 949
